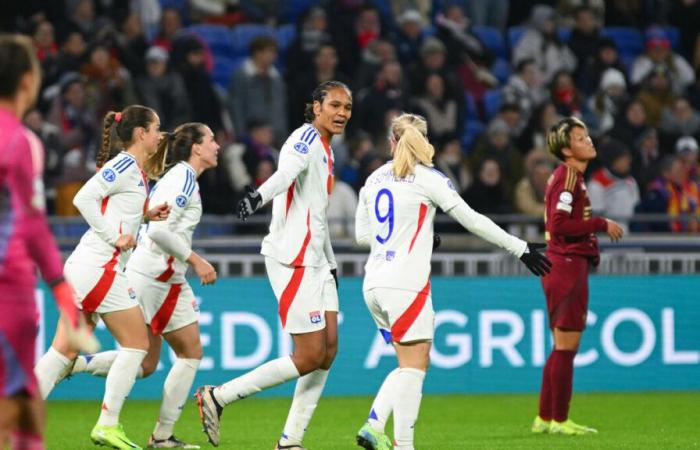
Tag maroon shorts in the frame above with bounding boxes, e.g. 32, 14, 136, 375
0, 298, 39, 398
541, 253, 590, 331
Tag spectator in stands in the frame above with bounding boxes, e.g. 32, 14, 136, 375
171, 34, 224, 134
493, 102, 526, 144
588, 139, 640, 232
638, 154, 700, 232
228, 35, 287, 145
32, 20, 58, 63
393, 9, 427, 70
567, 5, 603, 81
630, 26, 695, 94
327, 179, 359, 239
686, 67, 700, 112
636, 64, 678, 127
630, 127, 662, 193
435, 4, 497, 104
152, 8, 182, 51
468, 0, 509, 30
556, 0, 605, 26
43, 30, 87, 89
354, 38, 397, 91
512, 5, 577, 83
667, 0, 700, 63
462, 158, 513, 216
238, 119, 279, 185
340, 131, 374, 190
411, 73, 463, 146
288, 44, 350, 126
502, 58, 547, 124
579, 37, 628, 96
408, 37, 463, 102
550, 70, 596, 127
285, 7, 333, 83
588, 68, 629, 136
514, 150, 553, 217
609, 99, 649, 144
64, 0, 105, 41
517, 101, 561, 152
356, 61, 410, 142
470, 118, 523, 191
434, 138, 472, 195
675, 136, 700, 182
24, 109, 67, 214
81, 43, 138, 116
659, 98, 700, 147
136, 46, 191, 131
116, 13, 149, 78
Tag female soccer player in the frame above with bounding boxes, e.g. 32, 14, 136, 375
531, 117, 623, 436
353, 113, 551, 450
0, 34, 97, 450
34, 104, 170, 449
195, 80, 352, 449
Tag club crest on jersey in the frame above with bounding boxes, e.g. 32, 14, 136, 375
294, 142, 309, 154
128, 287, 136, 299
309, 310, 322, 324
102, 168, 116, 182
175, 194, 188, 208
559, 191, 573, 204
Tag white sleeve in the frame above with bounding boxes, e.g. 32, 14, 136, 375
423, 169, 463, 212
354, 187, 371, 246
446, 199, 527, 257
323, 225, 337, 269
72, 166, 125, 246
257, 136, 313, 204
146, 179, 193, 262
587, 181, 605, 214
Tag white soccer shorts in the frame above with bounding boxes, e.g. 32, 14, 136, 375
363, 285, 434, 344
64, 260, 140, 323
126, 268, 198, 335
265, 257, 338, 334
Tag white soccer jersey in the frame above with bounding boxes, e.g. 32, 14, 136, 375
67, 152, 149, 269
356, 162, 526, 292
128, 162, 201, 283
258, 123, 336, 268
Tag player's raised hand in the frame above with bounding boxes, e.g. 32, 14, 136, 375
605, 219, 624, 242
519, 242, 552, 276
115, 234, 136, 251
147, 202, 171, 222
189, 252, 217, 285
237, 185, 262, 220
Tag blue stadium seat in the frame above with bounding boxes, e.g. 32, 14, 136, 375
283, 0, 322, 23
507, 26, 525, 53
212, 55, 245, 88
490, 58, 511, 85
461, 120, 485, 152
464, 91, 478, 120
483, 89, 502, 121
557, 27, 571, 42
472, 25, 506, 59
275, 23, 297, 52
663, 26, 680, 50
602, 27, 644, 58
159, 0, 188, 16
231, 24, 275, 57
188, 24, 233, 55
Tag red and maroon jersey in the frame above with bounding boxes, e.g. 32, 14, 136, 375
544, 163, 608, 259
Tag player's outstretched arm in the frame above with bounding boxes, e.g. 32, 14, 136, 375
518, 243, 552, 276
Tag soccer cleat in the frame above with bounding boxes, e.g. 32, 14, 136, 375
531, 416, 551, 434
147, 434, 200, 448
273, 442, 306, 449
195, 386, 223, 447
90, 423, 142, 449
549, 419, 598, 435
355, 423, 392, 450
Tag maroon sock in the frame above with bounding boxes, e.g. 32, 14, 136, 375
551, 349, 576, 422
538, 352, 554, 420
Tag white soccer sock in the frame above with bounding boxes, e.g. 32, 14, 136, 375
213, 356, 300, 406
152, 358, 201, 440
279, 368, 329, 446
393, 368, 425, 449
73, 351, 145, 378
367, 368, 400, 432
97, 347, 147, 427
34, 347, 72, 399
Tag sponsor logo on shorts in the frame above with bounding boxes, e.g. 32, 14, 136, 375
102, 168, 116, 182
192, 300, 199, 312
294, 142, 309, 154
386, 251, 395, 261
309, 310, 322, 324
128, 287, 136, 299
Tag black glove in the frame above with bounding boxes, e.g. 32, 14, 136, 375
330, 268, 338, 290
237, 185, 262, 220
433, 234, 441, 250
519, 242, 552, 276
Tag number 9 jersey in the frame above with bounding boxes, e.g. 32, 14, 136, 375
355, 163, 461, 293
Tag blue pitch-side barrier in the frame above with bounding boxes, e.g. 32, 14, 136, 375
40, 276, 700, 400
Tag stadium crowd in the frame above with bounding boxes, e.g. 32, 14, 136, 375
4, 0, 700, 233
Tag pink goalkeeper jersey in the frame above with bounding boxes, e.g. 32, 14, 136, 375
0, 107, 64, 299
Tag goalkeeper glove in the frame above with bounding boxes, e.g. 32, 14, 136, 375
519, 242, 552, 276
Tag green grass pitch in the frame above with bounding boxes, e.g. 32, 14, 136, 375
46, 392, 700, 449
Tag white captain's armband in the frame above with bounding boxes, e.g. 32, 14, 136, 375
556, 191, 573, 213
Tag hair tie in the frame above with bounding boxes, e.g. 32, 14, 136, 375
115, 112, 122, 122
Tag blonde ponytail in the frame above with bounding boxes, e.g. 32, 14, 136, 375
390, 113, 434, 179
